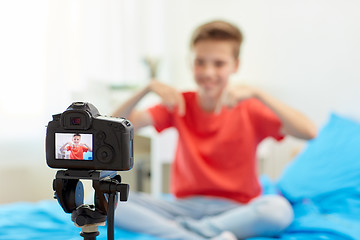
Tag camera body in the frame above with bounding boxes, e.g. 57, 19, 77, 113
46, 102, 134, 171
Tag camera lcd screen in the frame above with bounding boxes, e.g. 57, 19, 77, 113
55, 133, 93, 160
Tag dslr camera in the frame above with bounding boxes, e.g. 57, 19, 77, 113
46, 102, 134, 240
46, 102, 134, 171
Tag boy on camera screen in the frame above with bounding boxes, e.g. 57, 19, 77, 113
57, 133, 93, 160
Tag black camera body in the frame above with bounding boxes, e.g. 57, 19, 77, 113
46, 102, 134, 171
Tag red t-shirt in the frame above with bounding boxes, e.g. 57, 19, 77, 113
148, 92, 284, 203
66, 145, 88, 160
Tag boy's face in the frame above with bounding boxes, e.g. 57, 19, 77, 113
72, 136, 81, 145
191, 40, 239, 99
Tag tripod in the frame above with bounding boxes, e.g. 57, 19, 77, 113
53, 170, 129, 240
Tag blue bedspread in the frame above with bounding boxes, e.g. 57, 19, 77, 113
1, 113, 360, 240
0, 200, 159, 240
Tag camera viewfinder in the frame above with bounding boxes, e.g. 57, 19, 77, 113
71, 117, 82, 125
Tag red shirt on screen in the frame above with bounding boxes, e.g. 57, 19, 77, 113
66, 145, 88, 159
148, 91, 283, 203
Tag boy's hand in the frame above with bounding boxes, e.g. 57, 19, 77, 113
149, 80, 185, 116
215, 85, 256, 113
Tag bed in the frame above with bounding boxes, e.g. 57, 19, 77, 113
1, 113, 360, 240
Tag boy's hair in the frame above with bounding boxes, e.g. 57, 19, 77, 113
190, 20, 243, 59
73, 133, 81, 138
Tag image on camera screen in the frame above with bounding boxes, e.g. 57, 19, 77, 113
55, 133, 93, 160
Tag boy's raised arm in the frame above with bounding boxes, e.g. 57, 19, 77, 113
112, 80, 185, 131
112, 85, 153, 131
217, 84, 317, 140
253, 88, 317, 140
59, 142, 70, 152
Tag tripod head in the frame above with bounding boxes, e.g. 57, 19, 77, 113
53, 169, 129, 240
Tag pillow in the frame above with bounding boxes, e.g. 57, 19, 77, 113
277, 113, 360, 202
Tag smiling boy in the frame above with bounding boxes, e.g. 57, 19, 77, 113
112, 20, 316, 240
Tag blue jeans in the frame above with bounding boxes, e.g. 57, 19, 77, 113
114, 192, 293, 240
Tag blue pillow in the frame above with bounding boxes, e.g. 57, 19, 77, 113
277, 113, 360, 202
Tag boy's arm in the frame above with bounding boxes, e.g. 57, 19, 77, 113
112, 80, 185, 131
81, 143, 92, 152
253, 88, 317, 140
218, 85, 317, 140
59, 142, 71, 152
112, 85, 153, 130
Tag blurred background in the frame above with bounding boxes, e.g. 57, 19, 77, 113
1, 0, 359, 203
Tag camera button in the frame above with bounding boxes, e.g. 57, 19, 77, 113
96, 145, 113, 163
124, 120, 131, 127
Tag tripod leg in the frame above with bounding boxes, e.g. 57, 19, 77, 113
107, 193, 116, 240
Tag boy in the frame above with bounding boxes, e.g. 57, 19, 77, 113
112, 20, 316, 240
59, 133, 92, 160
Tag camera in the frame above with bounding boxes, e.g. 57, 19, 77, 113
46, 102, 134, 171
46, 102, 133, 240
